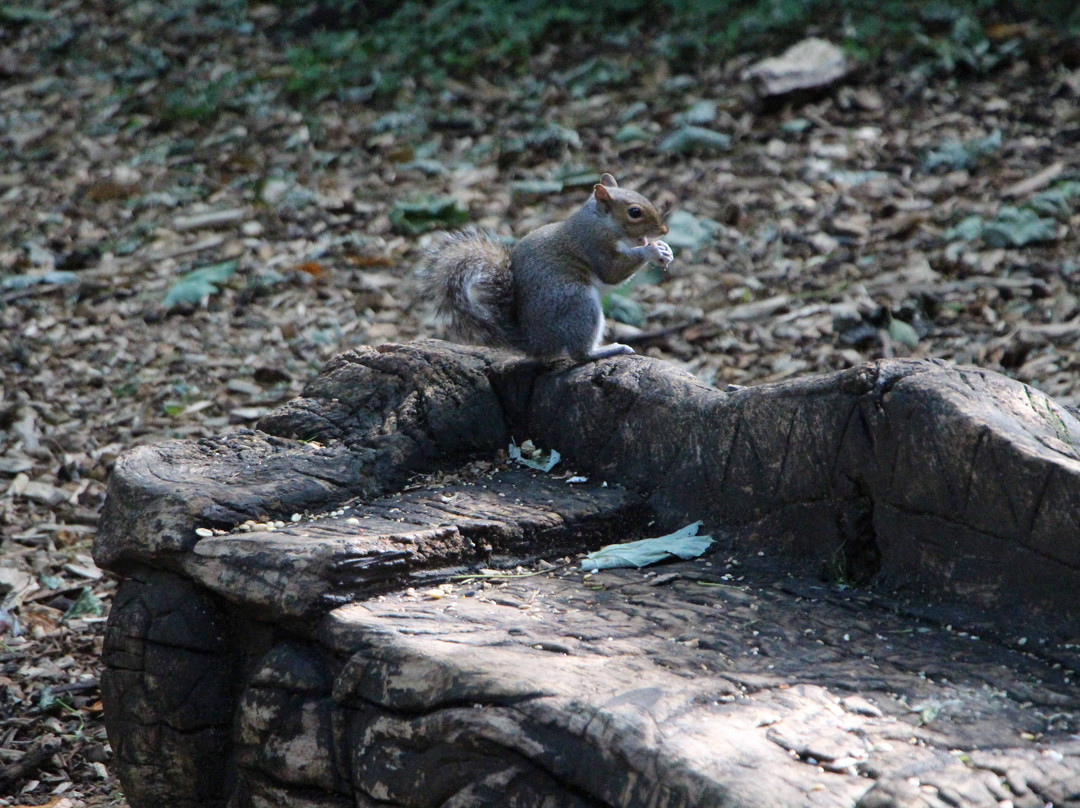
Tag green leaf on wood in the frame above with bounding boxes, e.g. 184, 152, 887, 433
581, 521, 713, 571
1, 270, 79, 292
675, 100, 717, 126
1030, 181, 1080, 219
614, 124, 652, 144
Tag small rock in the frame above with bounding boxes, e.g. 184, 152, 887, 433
230, 407, 268, 422
227, 378, 264, 396
0, 456, 33, 475
745, 38, 851, 98
843, 87, 884, 112
172, 208, 247, 231
809, 231, 840, 254
840, 695, 884, 717
19, 480, 69, 506
111, 165, 141, 186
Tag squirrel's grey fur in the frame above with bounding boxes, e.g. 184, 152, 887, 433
421, 175, 671, 361
421, 227, 518, 349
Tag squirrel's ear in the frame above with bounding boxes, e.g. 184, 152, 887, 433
593, 183, 613, 202
599, 173, 618, 188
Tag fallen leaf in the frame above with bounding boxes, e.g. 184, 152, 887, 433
658, 126, 731, 154
887, 318, 920, 348
582, 522, 713, 571
163, 259, 239, 309
922, 129, 1001, 172
389, 196, 468, 235
290, 261, 326, 279
982, 206, 1058, 247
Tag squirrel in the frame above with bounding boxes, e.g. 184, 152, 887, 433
421, 173, 673, 362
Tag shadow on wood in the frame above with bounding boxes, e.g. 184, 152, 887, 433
95, 341, 1080, 808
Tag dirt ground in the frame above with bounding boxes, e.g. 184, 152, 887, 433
2, 3, 1079, 805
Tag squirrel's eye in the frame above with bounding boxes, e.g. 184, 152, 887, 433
628, 206, 643, 219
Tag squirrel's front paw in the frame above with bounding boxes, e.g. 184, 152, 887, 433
648, 240, 674, 267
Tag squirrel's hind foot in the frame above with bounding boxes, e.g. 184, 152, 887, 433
582, 343, 635, 361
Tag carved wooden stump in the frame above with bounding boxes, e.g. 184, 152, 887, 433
95, 341, 1080, 808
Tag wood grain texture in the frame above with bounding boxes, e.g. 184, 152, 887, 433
95, 341, 1080, 808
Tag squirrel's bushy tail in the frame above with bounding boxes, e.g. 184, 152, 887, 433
421, 227, 518, 349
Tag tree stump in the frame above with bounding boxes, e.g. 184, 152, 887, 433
95, 341, 1080, 808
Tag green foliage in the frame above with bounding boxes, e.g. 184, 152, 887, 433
273, 0, 1076, 103
0, 6, 54, 24
944, 206, 1060, 248
159, 84, 227, 125
284, 30, 373, 102
981, 207, 1059, 248
388, 196, 469, 235
163, 260, 240, 309
887, 317, 919, 349
921, 129, 1001, 173
155, 71, 252, 128
1030, 181, 1080, 219
603, 292, 645, 327
63, 587, 104, 621
282, 0, 650, 101
658, 126, 732, 155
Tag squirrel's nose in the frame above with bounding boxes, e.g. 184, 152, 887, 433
659, 224, 669, 235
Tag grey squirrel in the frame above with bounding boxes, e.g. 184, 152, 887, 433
422, 173, 673, 361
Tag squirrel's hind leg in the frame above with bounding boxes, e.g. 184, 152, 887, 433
519, 283, 634, 362
565, 287, 634, 362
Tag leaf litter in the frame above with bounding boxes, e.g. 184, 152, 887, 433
2, 4, 1080, 806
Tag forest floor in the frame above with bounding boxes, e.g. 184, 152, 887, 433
1, 2, 1079, 806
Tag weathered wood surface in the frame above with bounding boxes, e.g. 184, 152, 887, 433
103, 550, 1080, 808
319, 561, 1080, 808
180, 468, 648, 617
95, 340, 1080, 808
94, 344, 510, 569
98, 341, 1080, 621
518, 352, 1080, 622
